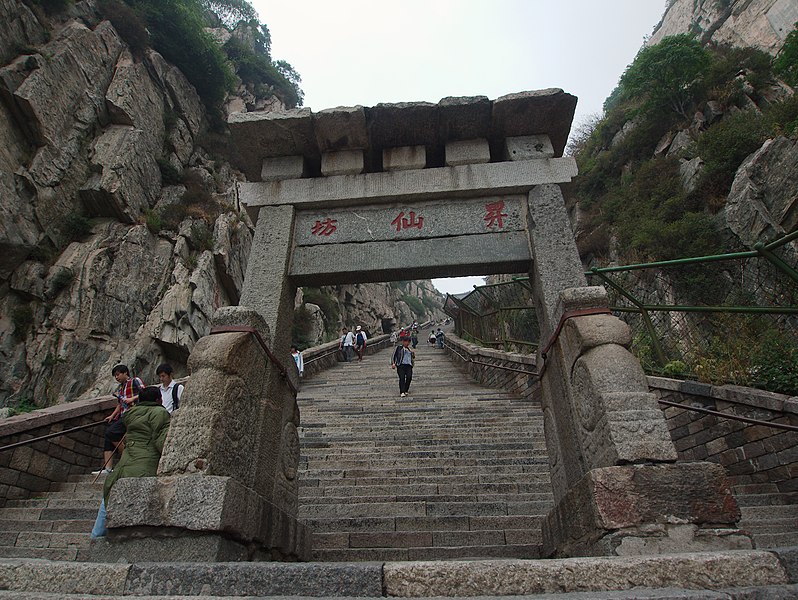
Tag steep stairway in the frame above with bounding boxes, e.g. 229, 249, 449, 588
734, 484, 798, 548
297, 339, 554, 561
0, 474, 102, 561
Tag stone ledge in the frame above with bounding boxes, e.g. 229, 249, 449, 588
648, 376, 797, 415
0, 396, 115, 438
0, 549, 794, 597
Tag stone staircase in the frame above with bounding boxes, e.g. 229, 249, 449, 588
297, 339, 554, 561
0, 474, 101, 561
735, 484, 798, 549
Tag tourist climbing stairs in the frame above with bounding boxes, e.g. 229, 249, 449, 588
297, 338, 554, 560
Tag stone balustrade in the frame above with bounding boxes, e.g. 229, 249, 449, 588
443, 332, 538, 401
301, 334, 391, 378
0, 395, 115, 505
650, 376, 798, 493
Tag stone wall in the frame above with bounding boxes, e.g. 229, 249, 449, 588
443, 333, 538, 401
0, 396, 114, 505
649, 376, 798, 493
301, 334, 391, 379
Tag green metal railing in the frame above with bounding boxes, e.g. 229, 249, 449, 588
444, 229, 798, 395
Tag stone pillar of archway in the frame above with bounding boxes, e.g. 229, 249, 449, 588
527, 184, 751, 557
93, 205, 308, 562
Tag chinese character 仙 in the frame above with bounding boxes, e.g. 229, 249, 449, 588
311, 218, 337, 236
391, 211, 424, 232
484, 201, 507, 229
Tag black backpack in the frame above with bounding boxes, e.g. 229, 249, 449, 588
171, 384, 183, 410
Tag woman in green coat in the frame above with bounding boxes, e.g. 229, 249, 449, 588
91, 386, 170, 537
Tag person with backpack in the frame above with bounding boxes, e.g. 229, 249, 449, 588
435, 328, 445, 349
156, 363, 183, 414
91, 385, 170, 538
354, 325, 368, 361
391, 335, 415, 397
93, 364, 143, 475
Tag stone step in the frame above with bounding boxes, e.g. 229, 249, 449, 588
0, 552, 792, 598
302, 514, 545, 533
740, 505, 798, 519
300, 494, 554, 508
301, 482, 555, 497
301, 473, 552, 488
311, 543, 543, 561
3, 530, 90, 549
734, 492, 798, 506
752, 532, 798, 548
0, 519, 94, 534
299, 500, 552, 520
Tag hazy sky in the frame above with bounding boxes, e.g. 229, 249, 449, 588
249, 1, 668, 294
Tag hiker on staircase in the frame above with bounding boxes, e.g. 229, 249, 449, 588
390, 334, 415, 397
91, 385, 170, 538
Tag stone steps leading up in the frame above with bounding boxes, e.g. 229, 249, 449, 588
297, 342, 552, 561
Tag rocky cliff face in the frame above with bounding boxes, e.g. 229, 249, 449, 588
651, 0, 798, 55
0, 0, 445, 407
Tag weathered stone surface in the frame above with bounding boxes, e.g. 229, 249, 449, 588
228, 109, 315, 180
667, 130, 692, 158
123, 562, 382, 596
312, 105, 368, 152
527, 185, 588, 337
146, 49, 204, 138
491, 89, 578, 158
650, 0, 798, 55
213, 212, 253, 304
367, 101, 438, 149
438, 95, 492, 141
505, 135, 555, 160
724, 136, 798, 246
0, 0, 47, 65
291, 231, 532, 286
105, 49, 164, 140
542, 463, 743, 557
383, 145, 426, 171
261, 155, 306, 181
0, 559, 130, 594
79, 125, 162, 222
0, 21, 122, 147
383, 551, 788, 596
240, 157, 578, 214
570, 344, 677, 467
445, 138, 491, 166
293, 196, 526, 246
321, 149, 364, 176
680, 157, 704, 194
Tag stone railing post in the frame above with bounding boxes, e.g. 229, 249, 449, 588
527, 184, 750, 557
96, 306, 309, 561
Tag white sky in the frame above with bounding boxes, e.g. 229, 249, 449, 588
250, 0, 667, 295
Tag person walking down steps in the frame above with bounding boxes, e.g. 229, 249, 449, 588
391, 335, 415, 397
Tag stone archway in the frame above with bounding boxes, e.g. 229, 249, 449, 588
99, 91, 749, 561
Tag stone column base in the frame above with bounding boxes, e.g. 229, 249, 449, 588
542, 462, 753, 558
93, 475, 310, 562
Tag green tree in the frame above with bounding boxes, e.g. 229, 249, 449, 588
617, 34, 711, 117
773, 22, 798, 87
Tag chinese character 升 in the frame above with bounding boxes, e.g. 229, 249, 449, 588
484, 201, 507, 229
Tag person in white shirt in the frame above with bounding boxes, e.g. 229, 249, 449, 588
354, 325, 368, 361
339, 327, 355, 362
291, 345, 304, 377
156, 363, 183, 414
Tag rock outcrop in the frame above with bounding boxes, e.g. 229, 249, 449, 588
0, 0, 446, 407
651, 0, 798, 55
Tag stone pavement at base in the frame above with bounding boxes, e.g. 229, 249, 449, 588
0, 549, 797, 598
297, 337, 552, 561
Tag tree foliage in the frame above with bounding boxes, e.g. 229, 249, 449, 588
201, 0, 257, 28
773, 21, 798, 87
617, 34, 711, 117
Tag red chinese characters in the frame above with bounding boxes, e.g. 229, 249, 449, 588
392, 211, 424, 232
484, 200, 507, 229
311, 218, 337, 236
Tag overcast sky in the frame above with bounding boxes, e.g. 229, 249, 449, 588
250, 0, 668, 294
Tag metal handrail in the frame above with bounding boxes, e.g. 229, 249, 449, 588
444, 342, 537, 376
0, 419, 107, 453
303, 335, 392, 365
658, 399, 798, 432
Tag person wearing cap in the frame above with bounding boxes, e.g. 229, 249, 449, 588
390, 335, 415, 397
354, 325, 368, 361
